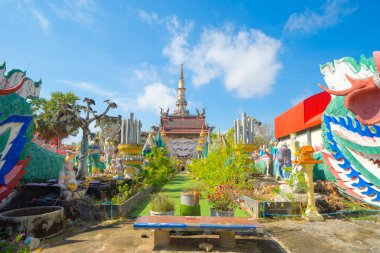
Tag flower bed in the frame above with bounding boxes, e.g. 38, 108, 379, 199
207, 185, 242, 212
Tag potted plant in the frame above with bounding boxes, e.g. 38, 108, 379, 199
150, 193, 175, 216
180, 185, 202, 216
207, 185, 242, 217
181, 184, 201, 206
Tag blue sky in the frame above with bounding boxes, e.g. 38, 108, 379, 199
1, 0, 379, 143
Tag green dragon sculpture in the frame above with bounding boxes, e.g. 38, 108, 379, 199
320, 52, 380, 207
0, 61, 64, 201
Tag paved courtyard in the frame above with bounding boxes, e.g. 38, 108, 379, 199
39, 217, 380, 253
40, 219, 284, 253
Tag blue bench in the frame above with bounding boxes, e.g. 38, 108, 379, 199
134, 215, 263, 248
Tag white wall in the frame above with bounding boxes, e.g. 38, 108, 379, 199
279, 126, 322, 149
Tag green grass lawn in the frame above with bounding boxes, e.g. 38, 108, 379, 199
130, 172, 250, 218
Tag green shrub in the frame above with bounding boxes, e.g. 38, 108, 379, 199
150, 193, 175, 212
111, 182, 134, 204
141, 146, 175, 187
187, 146, 255, 189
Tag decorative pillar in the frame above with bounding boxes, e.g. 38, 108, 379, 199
197, 127, 206, 159
307, 128, 312, 146
118, 113, 143, 179
233, 113, 256, 154
294, 146, 323, 221
161, 127, 169, 152
241, 112, 246, 144
233, 120, 238, 144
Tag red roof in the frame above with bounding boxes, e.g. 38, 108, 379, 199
161, 115, 207, 135
274, 91, 331, 139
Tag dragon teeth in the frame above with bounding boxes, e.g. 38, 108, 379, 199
330, 122, 380, 147
348, 148, 380, 181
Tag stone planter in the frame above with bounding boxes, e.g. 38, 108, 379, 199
150, 210, 174, 216
0, 206, 64, 238
76, 185, 155, 220
181, 192, 199, 206
239, 195, 306, 218
210, 208, 234, 217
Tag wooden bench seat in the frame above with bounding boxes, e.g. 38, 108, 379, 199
133, 216, 264, 248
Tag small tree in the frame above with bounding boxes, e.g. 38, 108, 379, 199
31, 91, 81, 146
253, 122, 274, 148
70, 98, 117, 179
31, 92, 117, 179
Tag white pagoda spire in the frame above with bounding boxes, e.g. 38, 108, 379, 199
174, 64, 189, 116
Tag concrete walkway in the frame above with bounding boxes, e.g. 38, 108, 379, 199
39, 219, 285, 253
39, 217, 380, 253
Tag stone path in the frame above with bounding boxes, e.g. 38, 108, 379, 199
264, 218, 380, 253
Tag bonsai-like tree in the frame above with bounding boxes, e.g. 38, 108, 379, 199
32, 93, 117, 178
72, 98, 117, 179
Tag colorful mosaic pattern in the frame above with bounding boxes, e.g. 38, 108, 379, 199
320, 52, 380, 207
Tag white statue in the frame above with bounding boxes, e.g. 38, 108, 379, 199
58, 152, 78, 199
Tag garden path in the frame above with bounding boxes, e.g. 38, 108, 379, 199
130, 172, 250, 217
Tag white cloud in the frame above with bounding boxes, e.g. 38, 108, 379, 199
58, 79, 177, 115
290, 88, 313, 106
57, 80, 118, 98
139, 13, 281, 98
48, 0, 99, 27
284, 0, 356, 34
133, 63, 162, 84
31, 8, 50, 32
138, 10, 161, 26
136, 83, 177, 113
163, 19, 282, 98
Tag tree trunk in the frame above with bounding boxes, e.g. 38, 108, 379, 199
77, 129, 89, 179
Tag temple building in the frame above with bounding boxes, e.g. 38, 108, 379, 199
160, 64, 209, 160
274, 91, 331, 150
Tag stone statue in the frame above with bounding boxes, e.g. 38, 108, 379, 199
201, 107, 206, 116
318, 52, 380, 207
88, 138, 104, 175
270, 139, 279, 176
58, 152, 78, 199
289, 133, 300, 163
108, 158, 122, 175
142, 131, 155, 156
277, 142, 292, 179
260, 145, 272, 177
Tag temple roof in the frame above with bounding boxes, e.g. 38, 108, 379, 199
161, 115, 208, 135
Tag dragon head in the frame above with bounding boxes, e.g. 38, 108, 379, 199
320, 52, 380, 207
319, 51, 380, 125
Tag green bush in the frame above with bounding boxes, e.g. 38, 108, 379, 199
141, 146, 176, 187
187, 146, 256, 189
150, 193, 175, 212
111, 181, 136, 204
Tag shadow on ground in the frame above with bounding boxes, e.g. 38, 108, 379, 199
151, 235, 286, 253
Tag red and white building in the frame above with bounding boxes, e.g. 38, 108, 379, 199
274, 91, 331, 150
